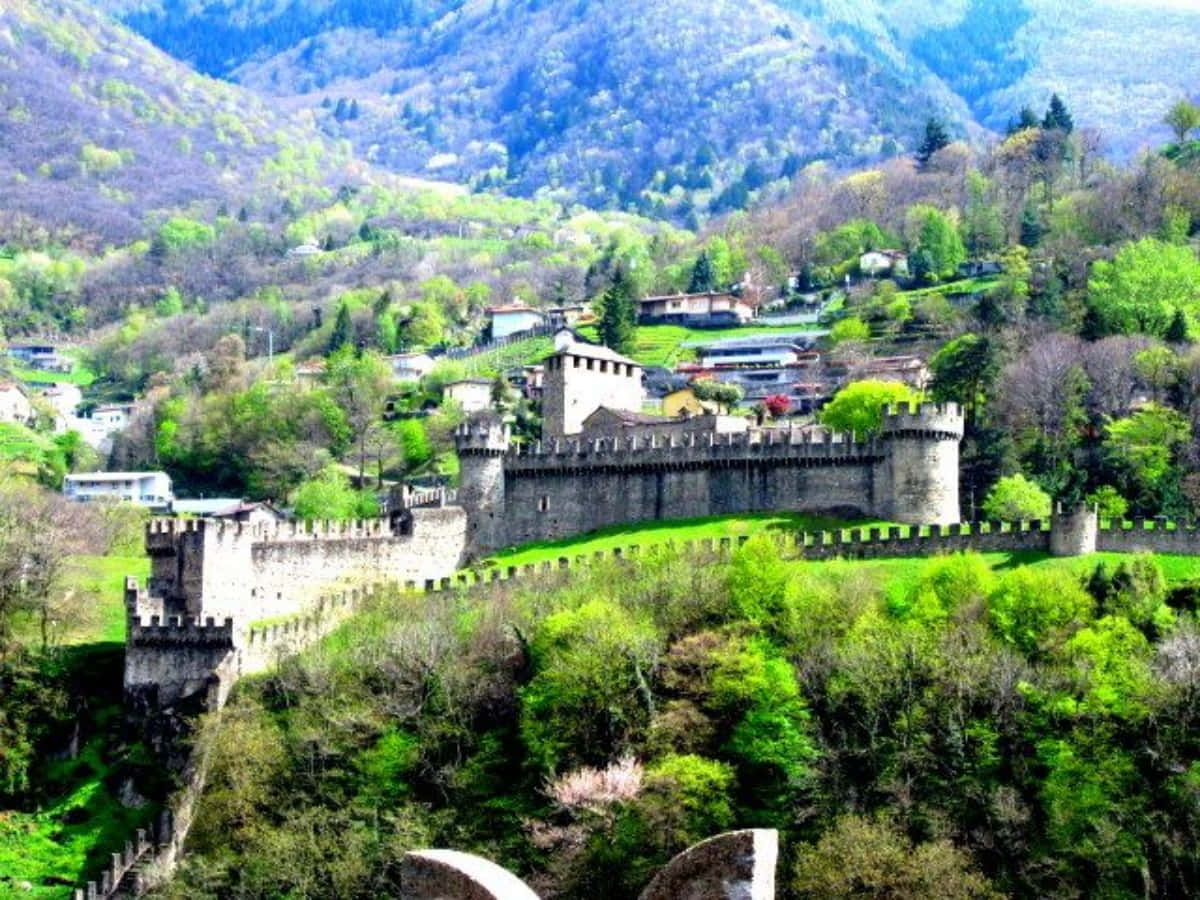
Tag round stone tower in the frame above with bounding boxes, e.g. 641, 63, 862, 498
455, 413, 511, 558
875, 402, 964, 525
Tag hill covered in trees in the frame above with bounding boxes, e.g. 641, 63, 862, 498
88, 0, 1200, 219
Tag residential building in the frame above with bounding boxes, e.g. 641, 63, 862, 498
545, 304, 588, 329
0, 381, 33, 425
388, 351, 437, 382
687, 332, 821, 368
848, 355, 931, 390
638, 292, 755, 327
172, 499, 287, 524
859, 250, 909, 278
8, 343, 70, 372
445, 378, 495, 414
488, 303, 545, 339
63, 472, 174, 509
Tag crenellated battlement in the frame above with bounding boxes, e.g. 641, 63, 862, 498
502, 427, 883, 473
881, 402, 964, 439
128, 614, 235, 648
146, 515, 400, 547
455, 419, 511, 455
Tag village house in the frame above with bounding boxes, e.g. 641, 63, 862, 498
388, 351, 437, 382
40, 383, 83, 432
0, 381, 33, 425
171, 498, 287, 524
63, 471, 174, 509
637, 292, 755, 327
487, 303, 545, 339
8, 342, 70, 372
859, 250, 909, 278
545, 304, 588, 329
848, 355, 931, 390
444, 378, 495, 414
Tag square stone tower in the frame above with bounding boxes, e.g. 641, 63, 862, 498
542, 342, 644, 438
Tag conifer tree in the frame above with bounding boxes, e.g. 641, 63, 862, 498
1166, 308, 1191, 344
597, 265, 638, 356
688, 251, 715, 293
916, 118, 951, 171
1043, 94, 1074, 133
329, 301, 353, 353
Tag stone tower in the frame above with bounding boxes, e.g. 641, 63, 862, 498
455, 413, 510, 557
874, 402, 964, 525
542, 342, 644, 438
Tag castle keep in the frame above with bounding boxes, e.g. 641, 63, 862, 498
455, 403, 964, 556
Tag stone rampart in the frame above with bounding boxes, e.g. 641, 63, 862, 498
639, 829, 778, 900
456, 404, 967, 555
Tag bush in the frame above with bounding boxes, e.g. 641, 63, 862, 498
981, 473, 1052, 521
988, 568, 1094, 656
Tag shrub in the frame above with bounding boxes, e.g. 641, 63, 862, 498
989, 568, 1094, 656
981, 473, 1052, 522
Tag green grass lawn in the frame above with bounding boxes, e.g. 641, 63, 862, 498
479, 512, 886, 568
577, 323, 819, 368
13, 361, 96, 386
896, 276, 1001, 300
12, 555, 149, 649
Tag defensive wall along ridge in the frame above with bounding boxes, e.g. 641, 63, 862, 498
455, 402, 965, 557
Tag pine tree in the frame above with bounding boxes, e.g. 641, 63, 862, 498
1167, 308, 1191, 344
597, 265, 638, 356
329, 302, 353, 353
688, 252, 715, 293
1007, 106, 1040, 134
915, 118, 951, 171
1043, 94, 1074, 133
1019, 206, 1044, 248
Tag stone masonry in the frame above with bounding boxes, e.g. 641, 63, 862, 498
456, 402, 965, 557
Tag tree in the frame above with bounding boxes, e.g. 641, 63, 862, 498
289, 465, 378, 520
596, 265, 639, 355
1103, 404, 1191, 509
830, 316, 871, 344
793, 815, 999, 899
323, 348, 393, 484
690, 378, 744, 413
1043, 93, 1074, 133
763, 394, 791, 418
981, 473, 1052, 521
905, 205, 966, 281
1087, 239, 1200, 338
688, 252, 715, 293
819, 380, 922, 438
928, 334, 999, 429
1164, 98, 1200, 144
916, 117, 951, 171
1008, 105, 1040, 133
329, 301, 353, 354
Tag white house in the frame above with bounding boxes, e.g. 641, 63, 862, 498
40, 383, 83, 431
0, 381, 33, 425
488, 304, 545, 340
388, 351, 437, 382
63, 471, 174, 509
859, 250, 909, 278
444, 378, 494, 414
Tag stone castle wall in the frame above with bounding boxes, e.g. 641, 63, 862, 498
457, 404, 964, 557
146, 508, 467, 623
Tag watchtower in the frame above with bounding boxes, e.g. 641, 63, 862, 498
455, 414, 511, 557
874, 402, 964, 525
542, 342, 644, 438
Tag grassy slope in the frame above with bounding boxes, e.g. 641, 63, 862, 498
578, 322, 819, 368
2, 553, 151, 898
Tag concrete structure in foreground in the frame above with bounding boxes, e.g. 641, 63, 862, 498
456, 402, 965, 557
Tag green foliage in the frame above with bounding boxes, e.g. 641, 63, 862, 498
1103, 404, 1191, 507
819, 379, 921, 437
793, 815, 999, 899
1065, 616, 1157, 718
636, 754, 735, 850
1086, 238, 1200, 338
928, 333, 998, 427
153, 216, 215, 255
1087, 485, 1129, 521
289, 465, 379, 520
815, 219, 896, 266
690, 378, 743, 412
906, 204, 967, 281
596, 265, 639, 356
1165, 97, 1200, 143
830, 315, 871, 344
916, 118, 952, 170
981, 473, 1052, 522
521, 599, 661, 772
329, 301, 353, 353
988, 567, 1094, 655
727, 535, 789, 625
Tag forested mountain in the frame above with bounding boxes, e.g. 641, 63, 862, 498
90, 0, 1200, 218
0, 0, 382, 247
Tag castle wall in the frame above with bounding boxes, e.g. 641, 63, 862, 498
145, 508, 467, 624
